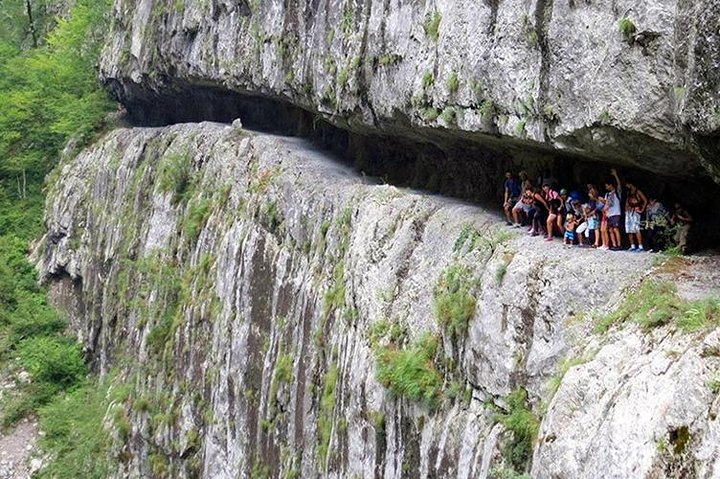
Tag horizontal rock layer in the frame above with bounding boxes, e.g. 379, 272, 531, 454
35, 122, 720, 478
99, 0, 720, 182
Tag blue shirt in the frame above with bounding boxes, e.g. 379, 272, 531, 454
505, 179, 520, 198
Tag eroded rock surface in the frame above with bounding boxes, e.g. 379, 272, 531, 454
37, 122, 720, 478
99, 0, 720, 181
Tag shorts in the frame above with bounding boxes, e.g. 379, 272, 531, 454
564, 230, 576, 241
514, 200, 532, 213
505, 197, 519, 208
625, 211, 641, 234
608, 215, 621, 228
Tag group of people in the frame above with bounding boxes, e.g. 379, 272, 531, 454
501, 168, 693, 253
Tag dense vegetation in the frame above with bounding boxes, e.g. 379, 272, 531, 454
0, 0, 115, 475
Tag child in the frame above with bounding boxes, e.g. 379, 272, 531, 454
564, 213, 578, 246
624, 181, 647, 251
583, 203, 598, 246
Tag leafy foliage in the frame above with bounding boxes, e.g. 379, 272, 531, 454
0, 0, 114, 182
0, 0, 113, 438
37, 378, 120, 479
18, 336, 85, 387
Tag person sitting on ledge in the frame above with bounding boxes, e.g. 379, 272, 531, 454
503, 171, 521, 226
512, 188, 534, 227
645, 196, 669, 252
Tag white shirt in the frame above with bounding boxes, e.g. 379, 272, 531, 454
605, 190, 621, 216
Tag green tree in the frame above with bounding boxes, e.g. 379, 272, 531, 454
0, 0, 114, 426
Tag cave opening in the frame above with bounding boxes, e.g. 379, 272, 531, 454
109, 82, 720, 251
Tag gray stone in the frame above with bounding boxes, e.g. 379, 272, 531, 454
35, 122, 693, 478
98, 0, 720, 182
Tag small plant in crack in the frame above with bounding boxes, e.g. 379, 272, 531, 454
423, 11, 442, 41
618, 17, 636, 41
446, 72, 459, 95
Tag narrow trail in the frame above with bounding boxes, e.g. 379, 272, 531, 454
0, 418, 39, 479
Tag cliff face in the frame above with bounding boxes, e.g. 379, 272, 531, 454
99, 0, 720, 182
37, 122, 720, 478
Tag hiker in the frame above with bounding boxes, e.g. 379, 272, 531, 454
512, 188, 534, 226
503, 171, 521, 225
586, 184, 602, 247
645, 196, 669, 251
597, 169, 622, 249
671, 202, 693, 254
624, 180, 648, 251
519, 170, 533, 192
543, 184, 563, 241
528, 186, 550, 236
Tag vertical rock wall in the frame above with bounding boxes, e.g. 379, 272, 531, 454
36, 122, 698, 478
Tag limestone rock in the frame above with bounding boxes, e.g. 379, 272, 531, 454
98, 0, 720, 182
36, 122, 690, 478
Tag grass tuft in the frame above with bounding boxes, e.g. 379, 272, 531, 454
433, 265, 478, 340
617, 17, 636, 40
156, 151, 193, 204
494, 388, 539, 474
447, 72, 459, 95
423, 11, 442, 41
439, 106, 458, 125
375, 332, 443, 409
182, 198, 212, 243
422, 71, 434, 90
317, 365, 338, 467
595, 280, 720, 334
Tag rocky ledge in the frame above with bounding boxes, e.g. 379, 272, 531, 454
35, 122, 720, 477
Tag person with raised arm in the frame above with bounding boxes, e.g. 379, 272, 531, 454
596, 168, 622, 250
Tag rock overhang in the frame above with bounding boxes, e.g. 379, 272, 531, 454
98, 0, 720, 184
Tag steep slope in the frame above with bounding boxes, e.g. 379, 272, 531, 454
99, 0, 720, 182
36, 122, 720, 478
